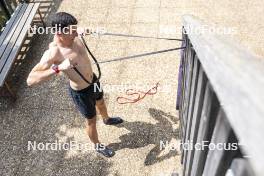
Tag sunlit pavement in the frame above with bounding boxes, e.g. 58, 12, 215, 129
0, 0, 263, 175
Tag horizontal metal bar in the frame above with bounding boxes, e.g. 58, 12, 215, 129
97, 47, 186, 64
99, 32, 184, 41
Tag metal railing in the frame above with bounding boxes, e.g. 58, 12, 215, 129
178, 15, 264, 176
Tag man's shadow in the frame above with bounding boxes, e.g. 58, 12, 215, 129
108, 108, 180, 166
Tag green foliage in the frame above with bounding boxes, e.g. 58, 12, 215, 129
0, 12, 7, 31
0, 0, 20, 32
0, 10, 8, 31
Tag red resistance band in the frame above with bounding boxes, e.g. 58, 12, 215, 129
116, 82, 160, 104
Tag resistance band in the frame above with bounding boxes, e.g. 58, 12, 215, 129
116, 82, 160, 104
78, 33, 185, 104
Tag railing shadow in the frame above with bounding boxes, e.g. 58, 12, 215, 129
108, 108, 180, 166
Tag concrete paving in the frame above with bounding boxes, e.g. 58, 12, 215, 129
0, 0, 263, 176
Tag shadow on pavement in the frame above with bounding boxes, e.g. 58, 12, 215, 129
108, 108, 180, 166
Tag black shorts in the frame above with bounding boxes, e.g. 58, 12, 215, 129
69, 74, 103, 119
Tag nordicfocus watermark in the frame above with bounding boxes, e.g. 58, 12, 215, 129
27, 24, 107, 36
27, 141, 105, 151
28, 24, 237, 36
160, 140, 239, 151
93, 83, 172, 93
183, 25, 238, 35
159, 25, 237, 35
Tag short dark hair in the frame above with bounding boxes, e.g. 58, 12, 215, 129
51, 12, 78, 31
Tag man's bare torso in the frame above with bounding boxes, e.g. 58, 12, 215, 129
51, 37, 94, 90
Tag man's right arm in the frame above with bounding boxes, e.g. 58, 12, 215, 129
26, 49, 58, 86
27, 46, 73, 86
27, 45, 74, 87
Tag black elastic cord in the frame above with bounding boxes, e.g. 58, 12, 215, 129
100, 32, 184, 41
79, 34, 101, 81
98, 47, 186, 64
73, 67, 92, 84
76, 33, 185, 82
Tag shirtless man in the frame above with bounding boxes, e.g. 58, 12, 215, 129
27, 12, 123, 157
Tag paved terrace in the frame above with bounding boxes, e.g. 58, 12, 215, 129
0, 0, 263, 175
